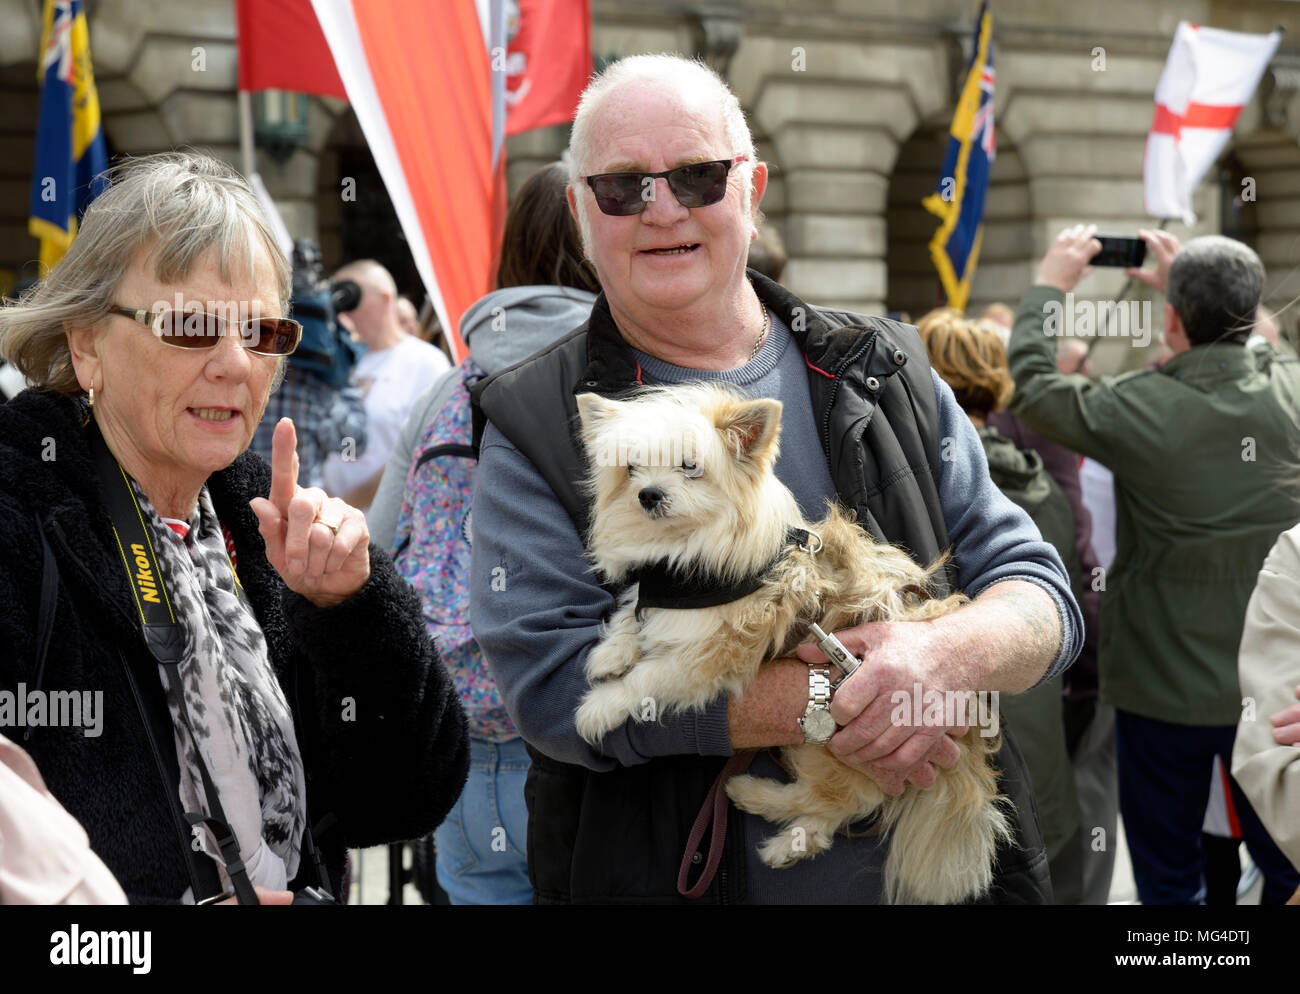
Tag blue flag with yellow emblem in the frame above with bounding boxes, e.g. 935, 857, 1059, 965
28, 0, 109, 271
922, 2, 995, 312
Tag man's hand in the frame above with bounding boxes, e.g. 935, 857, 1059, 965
797, 620, 965, 796
1271, 684, 1300, 746
1126, 227, 1182, 295
1035, 224, 1101, 293
250, 417, 371, 608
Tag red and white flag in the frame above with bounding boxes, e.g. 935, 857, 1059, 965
502, 0, 590, 137
235, 0, 590, 362
1144, 22, 1280, 224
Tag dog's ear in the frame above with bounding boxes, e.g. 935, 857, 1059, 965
576, 393, 621, 433
715, 397, 782, 462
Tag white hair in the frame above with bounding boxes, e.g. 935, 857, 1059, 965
0, 151, 291, 394
567, 54, 758, 253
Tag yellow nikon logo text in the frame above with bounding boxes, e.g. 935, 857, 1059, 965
129, 543, 161, 604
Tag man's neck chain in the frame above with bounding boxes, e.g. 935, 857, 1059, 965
748, 303, 771, 364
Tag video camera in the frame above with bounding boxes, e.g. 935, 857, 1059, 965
289, 237, 363, 389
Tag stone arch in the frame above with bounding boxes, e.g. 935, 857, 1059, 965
1227, 104, 1300, 332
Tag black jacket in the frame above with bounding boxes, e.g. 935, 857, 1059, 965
0, 388, 470, 903
473, 271, 1050, 904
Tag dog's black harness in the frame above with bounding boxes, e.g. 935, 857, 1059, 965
631, 526, 818, 619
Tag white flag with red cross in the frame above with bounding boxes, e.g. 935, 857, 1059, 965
1143, 22, 1281, 224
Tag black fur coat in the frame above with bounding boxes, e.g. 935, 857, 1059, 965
0, 388, 469, 903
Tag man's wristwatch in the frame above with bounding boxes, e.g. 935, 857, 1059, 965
797, 667, 836, 745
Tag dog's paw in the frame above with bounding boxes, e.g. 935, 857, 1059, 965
756, 832, 803, 869
586, 640, 638, 680
575, 682, 633, 744
756, 824, 833, 869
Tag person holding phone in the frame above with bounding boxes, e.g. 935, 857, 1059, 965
0, 151, 469, 904
1006, 223, 1300, 904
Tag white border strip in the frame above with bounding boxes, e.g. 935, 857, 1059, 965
310, 0, 455, 352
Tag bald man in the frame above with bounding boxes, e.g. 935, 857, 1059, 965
322, 259, 450, 511
395, 296, 422, 340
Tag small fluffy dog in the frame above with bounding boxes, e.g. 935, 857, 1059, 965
574, 383, 1012, 904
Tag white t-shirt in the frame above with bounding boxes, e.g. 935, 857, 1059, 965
1078, 456, 1116, 571
322, 335, 451, 510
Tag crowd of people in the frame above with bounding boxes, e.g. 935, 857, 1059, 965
0, 52, 1297, 907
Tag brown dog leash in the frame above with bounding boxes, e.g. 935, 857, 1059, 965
677, 749, 758, 900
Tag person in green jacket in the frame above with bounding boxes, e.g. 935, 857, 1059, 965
920, 308, 1085, 904
1006, 224, 1300, 905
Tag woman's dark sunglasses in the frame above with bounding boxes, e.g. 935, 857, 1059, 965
580, 154, 749, 217
109, 305, 302, 357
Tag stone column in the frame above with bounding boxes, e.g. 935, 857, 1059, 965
739, 38, 949, 316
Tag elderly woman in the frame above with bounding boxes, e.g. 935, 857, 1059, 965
0, 152, 468, 905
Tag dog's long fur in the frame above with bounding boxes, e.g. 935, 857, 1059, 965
574, 384, 1012, 904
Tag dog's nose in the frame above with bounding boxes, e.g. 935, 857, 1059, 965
638, 487, 666, 512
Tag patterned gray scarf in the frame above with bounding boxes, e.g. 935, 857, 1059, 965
132, 482, 307, 894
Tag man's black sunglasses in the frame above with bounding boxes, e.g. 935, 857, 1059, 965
579, 155, 749, 217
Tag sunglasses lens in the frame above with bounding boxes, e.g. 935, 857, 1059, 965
247, 319, 300, 356
589, 174, 647, 216
156, 310, 222, 348
152, 310, 298, 355
667, 161, 730, 208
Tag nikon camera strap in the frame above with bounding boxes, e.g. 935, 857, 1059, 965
88, 416, 260, 906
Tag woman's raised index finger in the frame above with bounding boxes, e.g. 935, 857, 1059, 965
270, 417, 299, 511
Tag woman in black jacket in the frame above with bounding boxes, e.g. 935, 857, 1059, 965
0, 151, 468, 904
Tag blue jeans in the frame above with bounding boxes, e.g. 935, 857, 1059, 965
1115, 709, 1299, 905
434, 735, 531, 905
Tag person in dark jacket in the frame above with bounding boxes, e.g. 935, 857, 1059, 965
469, 53, 1082, 904
986, 385, 1114, 905
919, 308, 1085, 904
0, 152, 468, 905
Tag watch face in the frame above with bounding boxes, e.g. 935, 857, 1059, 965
802, 707, 836, 742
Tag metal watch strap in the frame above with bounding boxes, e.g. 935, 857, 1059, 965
805, 667, 832, 714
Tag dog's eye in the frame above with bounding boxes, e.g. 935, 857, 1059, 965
627, 463, 637, 475
682, 460, 703, 479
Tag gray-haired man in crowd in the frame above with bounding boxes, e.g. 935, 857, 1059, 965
469, 54, 1082, 904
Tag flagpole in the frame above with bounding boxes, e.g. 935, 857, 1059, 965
238, 90, 256, 179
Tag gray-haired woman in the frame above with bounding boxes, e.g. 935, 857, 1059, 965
0, 151, 468, 904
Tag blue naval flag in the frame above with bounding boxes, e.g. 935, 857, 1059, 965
29, 0, 109, 271
922, 2, 995, 312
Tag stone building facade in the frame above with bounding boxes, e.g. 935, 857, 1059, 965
3, 0, 1300, 371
